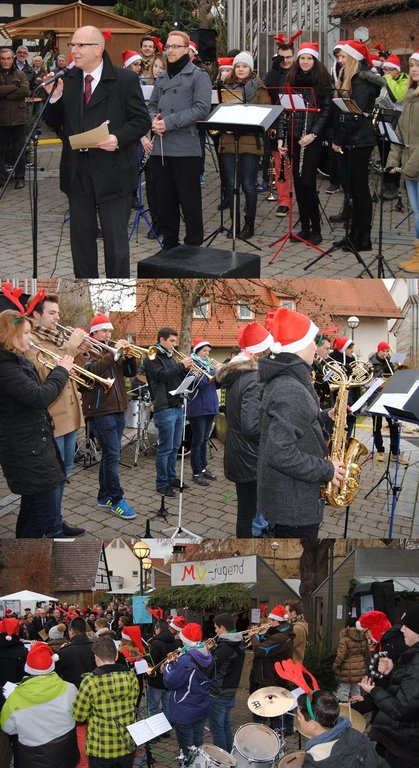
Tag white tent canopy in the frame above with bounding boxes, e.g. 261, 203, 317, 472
0, 590, 58, 603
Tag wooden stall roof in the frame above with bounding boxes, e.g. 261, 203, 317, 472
0, 1, 154, 39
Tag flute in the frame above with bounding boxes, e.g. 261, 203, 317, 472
299, 112, 308, 176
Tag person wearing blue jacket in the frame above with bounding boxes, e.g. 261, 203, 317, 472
186, 338, 220, 486
163, 622, 215, 756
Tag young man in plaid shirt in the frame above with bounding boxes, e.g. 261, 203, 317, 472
72, 636, 140, 768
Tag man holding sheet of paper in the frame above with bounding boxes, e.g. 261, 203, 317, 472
44, 26, 151, 279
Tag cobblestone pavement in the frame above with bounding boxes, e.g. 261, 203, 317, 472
0, 138, 415, 279
1, 421, 418, 540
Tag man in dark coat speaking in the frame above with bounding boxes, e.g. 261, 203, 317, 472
44, 26, 151, 278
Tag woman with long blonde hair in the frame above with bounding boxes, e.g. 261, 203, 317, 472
332, 40, 381, 251
387, 52, 419, 272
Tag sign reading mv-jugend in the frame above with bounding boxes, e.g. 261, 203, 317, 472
171, 556, 257, 586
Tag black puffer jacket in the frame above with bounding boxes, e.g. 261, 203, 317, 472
249, 624, 295, 690
0, 634, 28, 687
216, 357, 261, 484
0, 346, 67, 494
209, 631, 246, 698
143, 350, 188, 411
333, 65, 381, 147
147, 628, 182, 690
370, 641, 419, 760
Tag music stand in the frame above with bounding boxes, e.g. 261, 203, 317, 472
162, 374, 202, 542
366, 370, 419, 537
129, 143, 162, 245
269, 86, 328, 263
359, 109, 402, 278
198, 103, 284, 250
304, 95, 374, 276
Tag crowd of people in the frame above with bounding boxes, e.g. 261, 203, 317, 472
1, 29, 418, 275
1, 598, 419, 768
0, 284, 411, 539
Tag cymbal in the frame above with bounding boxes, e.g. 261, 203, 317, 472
247, 686, 294, 717
339, 703, 366, 733
278, 752, 305, 768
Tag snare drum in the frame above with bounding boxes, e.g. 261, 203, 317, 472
232, 724, 280, 768
189, 745, 237, 768
278, 752, 305, 767
126, 399, 139, 428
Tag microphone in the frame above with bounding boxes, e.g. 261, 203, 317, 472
34, 64, 73, 91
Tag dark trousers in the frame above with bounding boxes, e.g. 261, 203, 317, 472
273, 522, 320, 539
189, 414, 214, 475
16, 488, 58, 538
236, 481, 257, 538
0, 124, 26, 181
293, 141, 322, 232
154, 155, 203, 249
373, 415, 399, 456
344, 145, 374, 231
89, 754, 135, 768
144, 155, 160, 230
69, 154, 131, 278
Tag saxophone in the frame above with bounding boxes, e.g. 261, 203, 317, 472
321, 359, 372, 508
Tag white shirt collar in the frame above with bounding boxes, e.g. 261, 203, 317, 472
84, 61, 103, 84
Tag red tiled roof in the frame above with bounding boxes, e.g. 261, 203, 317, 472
109, 279, 401, 350
331, 0, 411, 17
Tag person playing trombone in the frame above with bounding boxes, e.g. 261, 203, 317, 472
143, 326, 193, 498
0, 307, 74, 538
82, 313, 138, 521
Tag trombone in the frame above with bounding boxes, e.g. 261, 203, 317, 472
172, 349, 214, 380
29, 342, 115, 391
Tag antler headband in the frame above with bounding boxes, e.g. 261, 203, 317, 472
0, 283, 45, 320
275, 659, 320, 721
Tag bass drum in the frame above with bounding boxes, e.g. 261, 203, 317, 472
232, 724, 280, 768
189, 745, 237, 768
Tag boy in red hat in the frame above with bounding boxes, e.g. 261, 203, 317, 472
258, 308, 345, 538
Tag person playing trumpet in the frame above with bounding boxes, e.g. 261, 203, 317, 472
146, 619, 182, 725
82, 313, 138, 521
143, 326, 193, 498
0, 307, 74, 538
27, 292, 89, 537
187, 338, 220, 487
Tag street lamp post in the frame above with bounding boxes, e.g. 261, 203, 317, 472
270, 541, 279, 569
133, 540, 151, 596
347, 315, 360, 342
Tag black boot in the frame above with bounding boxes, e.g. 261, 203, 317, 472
352, 227, 372, 251
238, 216, 255, 239
330, 200, 352, 224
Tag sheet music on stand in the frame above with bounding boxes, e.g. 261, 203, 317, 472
376, 108, 405, 146
333, 89, 367, 116
278, 86, 319, 113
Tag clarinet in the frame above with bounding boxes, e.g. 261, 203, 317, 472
139, 136, 155, 172
279, 119, 287, 182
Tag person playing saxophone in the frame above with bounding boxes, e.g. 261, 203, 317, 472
257, 308, 345, 538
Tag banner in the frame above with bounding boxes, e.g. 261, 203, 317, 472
171, 556, 257, 586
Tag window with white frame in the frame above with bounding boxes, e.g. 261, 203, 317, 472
237, 301, 254, 320
193, 297, 210, 319
279, 299, 295, 310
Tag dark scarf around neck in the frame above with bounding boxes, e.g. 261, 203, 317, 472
167, 53, 190, 79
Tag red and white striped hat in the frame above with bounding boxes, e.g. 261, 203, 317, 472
122, 50, 142, 68
25, 642, 59, 675
297, 43, 319, 60
89, 313, 113, 334
383, 54, 401, 71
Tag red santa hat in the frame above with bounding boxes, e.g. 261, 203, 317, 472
122, 50, 142, 68
268, 308, 318, 355
297, 43, 319, 60
24, 642, 59, 675
121, 625, 144, 654
169, 615, 186, 632
269, 605, 289, 622
192, 337, 211, 353
218, 57, 234, 69
370, 54, 382, 68
340, 40, 373, 66
377, 341, 390, 352
356, 611, 391, 643
0, 617, 20, 640
410, 51, 419, 64
151, 37, 164, 55
333, 337, 353, 352
89, 313, 113, 334
383, 54, 401, 71
334, 41, 346, 52
237, 322, 273, 354
179, 622, 202, 646
189, 41, 199, 56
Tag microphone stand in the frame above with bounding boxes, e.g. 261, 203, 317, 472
0, 80, 59, 278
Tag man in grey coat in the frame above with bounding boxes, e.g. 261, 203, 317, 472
148, 30, 212, 250
258, 307, 345, 538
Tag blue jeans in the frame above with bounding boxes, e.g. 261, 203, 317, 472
146, 685, 170, 720
222, 152, 259, 219
16, 489, 58, 538
153, 407, 183, 489
405, 179, 419, 237
54, 430, 77, 529
174, 719, 205, 755
208, 694, 236, 753
189, 415, 213, 474
89, 413, 125, 502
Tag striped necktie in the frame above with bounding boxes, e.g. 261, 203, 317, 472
84, 74, 93, 107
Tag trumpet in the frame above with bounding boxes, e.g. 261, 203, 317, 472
146, 635, 217, 677
54, 324, 119, 358
173, 349, 214, 381
241, 622, 272, 646
114, 343, 158, 363
29, 342, 115, 391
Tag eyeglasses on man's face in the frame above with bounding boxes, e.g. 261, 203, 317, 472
165, 44, 187, 51
67, 42, 101, 50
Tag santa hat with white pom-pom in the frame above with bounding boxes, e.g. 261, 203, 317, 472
0, 617, 20, 641
24, 642, 59, 675
266, 307, 318, 356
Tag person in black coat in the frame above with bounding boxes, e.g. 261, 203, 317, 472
146, 619, 182, 721
208, 612, 245, 752
44, 26, 151, 278
360, 604, 419, 768
0, 310, 73, 538
55, 617, 96, 689
0, 617, 28, 687
332, 40, 381, 251
279, 43, 333, 244
216, 322, 273, 538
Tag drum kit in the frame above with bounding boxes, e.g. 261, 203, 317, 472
179, 686, 367, 768
124, 382, 157, 466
